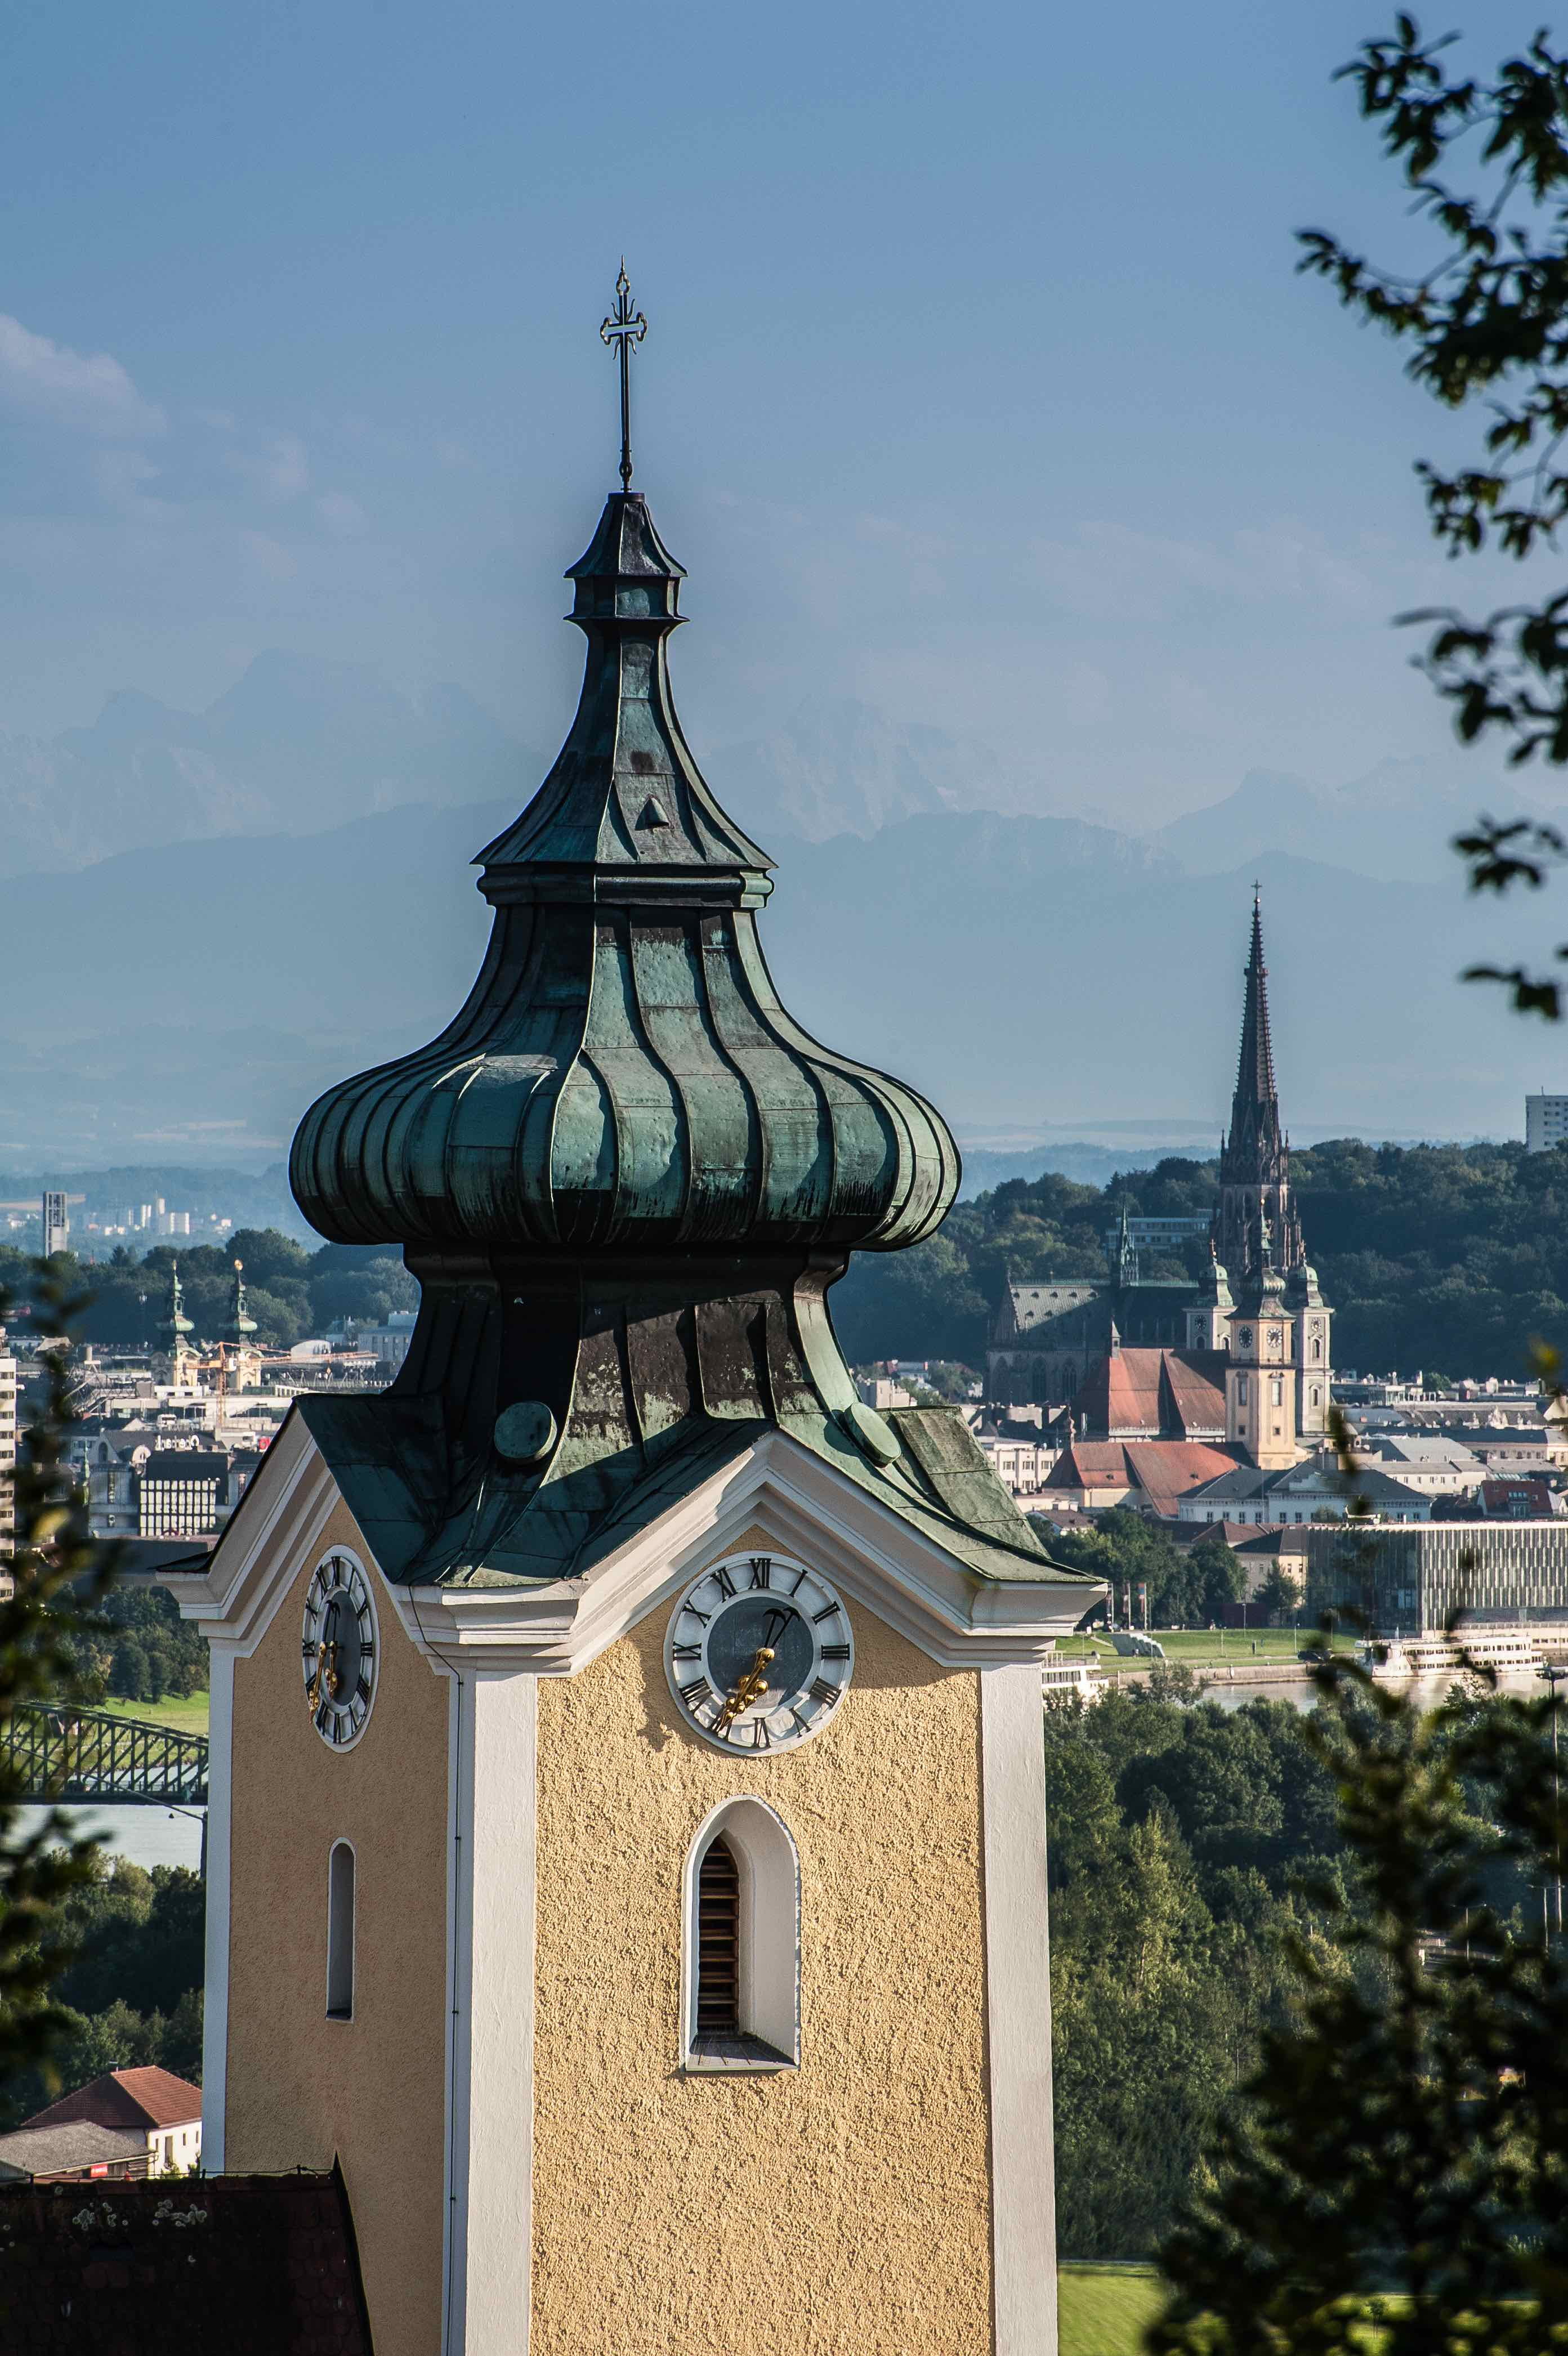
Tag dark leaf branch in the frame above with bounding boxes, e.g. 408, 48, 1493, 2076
1153, 1655, 1568, 2351
1304, 18, 1568, 1020
0, 1266, 120, 2091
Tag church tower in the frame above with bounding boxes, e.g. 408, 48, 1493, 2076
164, 285, 1097, 2356
1214, 892, 1303, 1285
1225, 1242, 1298, 1469
1184, 1244, 1234, 1352
1286, 1255, 1333, 1445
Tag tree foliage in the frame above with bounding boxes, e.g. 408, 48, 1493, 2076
1046, 1686, 1344, 2257
1153, 1658, 1568, 2352
832, 1139, 1568, 1380
1302, 16, 1568, 1016
0, 1230, 414, 1353
0, 1266, 119, 2091
1045, 1510, 1247, 1626
0, 1856, 206, 2130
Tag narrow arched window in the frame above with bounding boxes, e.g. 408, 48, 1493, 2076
684, 1800, 799, 2072
326, 1840, 355, 2020
695, 1837, 740, 2037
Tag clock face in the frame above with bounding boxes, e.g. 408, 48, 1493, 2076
1239, 1326, 1254, 1349
664, 1552, 854, 1755
301, 1549, 377, 1749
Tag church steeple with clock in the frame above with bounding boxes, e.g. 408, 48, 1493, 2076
163, 276, 1098, 2356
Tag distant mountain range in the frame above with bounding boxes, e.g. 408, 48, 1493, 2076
0, 789, 1556, 1167
1150, 755, 1568, 886
1, 658, 1561, 1168
7, 655, 1561, 879
0, 654, 527, 878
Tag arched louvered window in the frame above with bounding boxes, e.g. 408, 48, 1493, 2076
695, 1836, 741, 2037
683, 1800, 799, 2073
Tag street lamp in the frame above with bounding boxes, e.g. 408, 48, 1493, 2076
1538, 1661, 1566, 1942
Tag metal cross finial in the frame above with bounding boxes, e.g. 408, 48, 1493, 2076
600, 261, 647, 492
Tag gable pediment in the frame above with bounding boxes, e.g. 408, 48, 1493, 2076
160, 1414, 1100, 1674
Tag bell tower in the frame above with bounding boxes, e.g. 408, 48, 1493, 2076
166, 280, 1099, 2356
1226, 1241, 1299, 1469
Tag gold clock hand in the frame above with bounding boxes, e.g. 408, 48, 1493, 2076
715, 1644, 776, 1734
306, 1637, 341, 1709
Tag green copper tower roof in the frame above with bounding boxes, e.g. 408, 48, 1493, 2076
291, 488, 958, 1258
269, 335, 1085, 1606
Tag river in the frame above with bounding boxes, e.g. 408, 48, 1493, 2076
15, 1803, 205, 1872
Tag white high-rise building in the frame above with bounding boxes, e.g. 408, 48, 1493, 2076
1525, 1094, 1568, 1154
41, 1191, 69, 1258
0, 1327, 16, 1571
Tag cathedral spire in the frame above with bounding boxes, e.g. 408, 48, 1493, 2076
1231, 886, 1280, 1151
1216, 890, 1301, 1281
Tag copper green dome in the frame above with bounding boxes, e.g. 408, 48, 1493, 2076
290, 489, 959, 1257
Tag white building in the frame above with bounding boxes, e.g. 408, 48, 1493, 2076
1353, 1434, 1486, 1497
0, 1327, 15, 1570
1526, 1093, 1568, 1153
358, 1310, 417, 1371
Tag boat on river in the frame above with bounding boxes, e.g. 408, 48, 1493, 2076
1356, 1629, 1544, 1684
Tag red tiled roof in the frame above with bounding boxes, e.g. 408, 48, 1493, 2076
1045, 1441, 1136, 1488
1160, 1351, 1227, 1433
1046, 1438, 1240, 1514
1076, 1348, 1227, 1440
1125, 1441, 1244, 1518
22, 2066, 200, 2135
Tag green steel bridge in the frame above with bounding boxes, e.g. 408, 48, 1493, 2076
1, 1702, 208, 1809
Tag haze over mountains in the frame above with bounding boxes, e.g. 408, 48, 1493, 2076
1, 656, 1563, 1170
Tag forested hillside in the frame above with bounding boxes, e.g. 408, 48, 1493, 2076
7, 1138, 1563, 1382
829, 1139, 1568, 1381
0, 1230, 415, 1352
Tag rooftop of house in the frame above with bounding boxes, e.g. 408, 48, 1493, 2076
1046, 1438, 1243, 1518
0, 2122, 147, 2181
1187, 1459, 1428, 1507
0, 2167, 372, 2353
140, 1450, 230, 1482
22, 2066, 202, 2137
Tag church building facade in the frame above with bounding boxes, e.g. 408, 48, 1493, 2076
163, 358, 1100, 2356
988, 897, 1333, 1469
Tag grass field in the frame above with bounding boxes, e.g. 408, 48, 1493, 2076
1051, 1627, 1351, 1671
96, 1692, 211, 1736
1059, 2263, 1165, 2354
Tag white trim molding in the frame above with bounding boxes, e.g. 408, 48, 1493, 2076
981, 1664, 1058, 2356
443, 1671, 537, 2356
392, 1429, 1098, 1679
200, 1643, 235, 2171
158, 1419, 1100, 1685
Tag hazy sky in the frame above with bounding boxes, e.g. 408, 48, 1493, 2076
0, 1, 1553, 828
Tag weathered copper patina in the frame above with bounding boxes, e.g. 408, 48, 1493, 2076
286, 463, 1080, 1601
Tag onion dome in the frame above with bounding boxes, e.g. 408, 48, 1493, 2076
1284, 1258, 1324, 1308
1198, 1242, 1234, 1312
226, 1260, 258, 1347
291, 489, 958, 1258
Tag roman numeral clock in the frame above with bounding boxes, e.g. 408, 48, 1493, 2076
664, 1553, 855, 1753
164, 278, 1101, 2356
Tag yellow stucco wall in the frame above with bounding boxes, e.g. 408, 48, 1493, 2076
531, 1575, 994, 2356
225, 1499, 450, 2356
